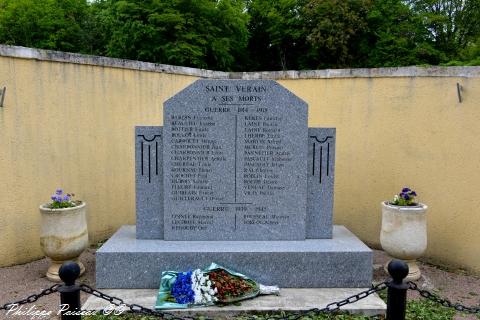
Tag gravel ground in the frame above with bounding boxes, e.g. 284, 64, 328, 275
0, 248, 95, 320
0, 248, 479, 319
373, 251, 480, 320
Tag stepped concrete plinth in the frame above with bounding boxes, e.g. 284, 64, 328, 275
96, 225, 372, 289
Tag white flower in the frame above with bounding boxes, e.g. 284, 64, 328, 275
190, 270, 217, 305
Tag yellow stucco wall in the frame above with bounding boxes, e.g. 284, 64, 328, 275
1, 51, 479, 273
282, 78, 480, 273
0, 56, 198, 266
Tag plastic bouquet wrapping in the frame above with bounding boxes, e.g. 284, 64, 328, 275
155, 263, 280, 309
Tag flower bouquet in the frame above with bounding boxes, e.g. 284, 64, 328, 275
155, 263, 280, 309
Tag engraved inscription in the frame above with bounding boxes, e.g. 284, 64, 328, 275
138, 134, 162, 184
309, 135, 333, 184
163, 80, 307, 240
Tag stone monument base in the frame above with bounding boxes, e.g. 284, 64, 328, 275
96, 225, 372, 289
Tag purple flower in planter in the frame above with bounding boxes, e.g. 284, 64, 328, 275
391, 187, 418, 205
48, 189, 77, 209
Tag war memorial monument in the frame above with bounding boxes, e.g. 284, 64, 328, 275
96, 79, 372, 289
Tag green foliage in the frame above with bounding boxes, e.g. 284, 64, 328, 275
82, 298, 460, 319
0, 0, 479, 69
46, 189, 80, 209
443, 38, 480, 65
246, 0, 307, 70
302, 0, 371, 69
364, 0, 445, 67
83, 313, 377, 320
48, 200, 79, 209
0, 0, 94, 53
95, 0, 249, 70
406, 299, 456, 320
406, 0, 480, 59
86, 315, 155, 319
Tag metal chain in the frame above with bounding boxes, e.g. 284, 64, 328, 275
408, 281, 480, 314
0, 284, 60, 311
0, 281, 388, 319
6, 278, 480, 318
322, 281, 388, 313
240, 281, 388, 320
80, 284, 198, 320
80, 281, 388, 319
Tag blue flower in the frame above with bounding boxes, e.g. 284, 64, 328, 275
171, 272, 194, 304
410, 191, 417, 196
63, 195, 70, 202
56, 189, 63, 195
402, 187, 411, 193
402, 193, 410, 200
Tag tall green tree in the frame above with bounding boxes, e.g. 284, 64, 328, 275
364, 0, 445, 67
406, 0, 480, 60
246, 0, 307, 70
0, 0, 93, 53
460, 39, 480, 65
96, 0, 249, 70
301, 0, 372, 68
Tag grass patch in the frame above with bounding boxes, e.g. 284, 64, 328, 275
82, 298, 462, 320
405, 299, 455, 320
93, 239, 109, 249
83, 312, 380, 319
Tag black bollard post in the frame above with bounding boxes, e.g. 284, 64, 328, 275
57, 261, 81, 320
386, 259, 409, 320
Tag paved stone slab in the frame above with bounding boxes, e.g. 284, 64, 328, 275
307, 128, 336, 239
96, 225, 372, 289
163, 79, 308, 241
83, 288, 386, 317
135, 126, 164, 239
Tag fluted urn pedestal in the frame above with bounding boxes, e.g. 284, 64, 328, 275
380, 201, 427, 281
39, 202, 88, 282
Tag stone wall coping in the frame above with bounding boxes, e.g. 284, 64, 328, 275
2, 44, 480, 79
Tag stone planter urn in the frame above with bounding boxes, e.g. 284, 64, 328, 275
380, 201, 428, 281
39, 202, 88, 282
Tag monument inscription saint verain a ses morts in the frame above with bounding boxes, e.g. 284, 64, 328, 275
163, 80, 307, 241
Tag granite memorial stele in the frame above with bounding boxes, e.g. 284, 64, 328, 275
96, 80, 372, 289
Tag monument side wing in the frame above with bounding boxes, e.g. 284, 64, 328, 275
307, 128, 336, 239
136, 126, 164, 239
